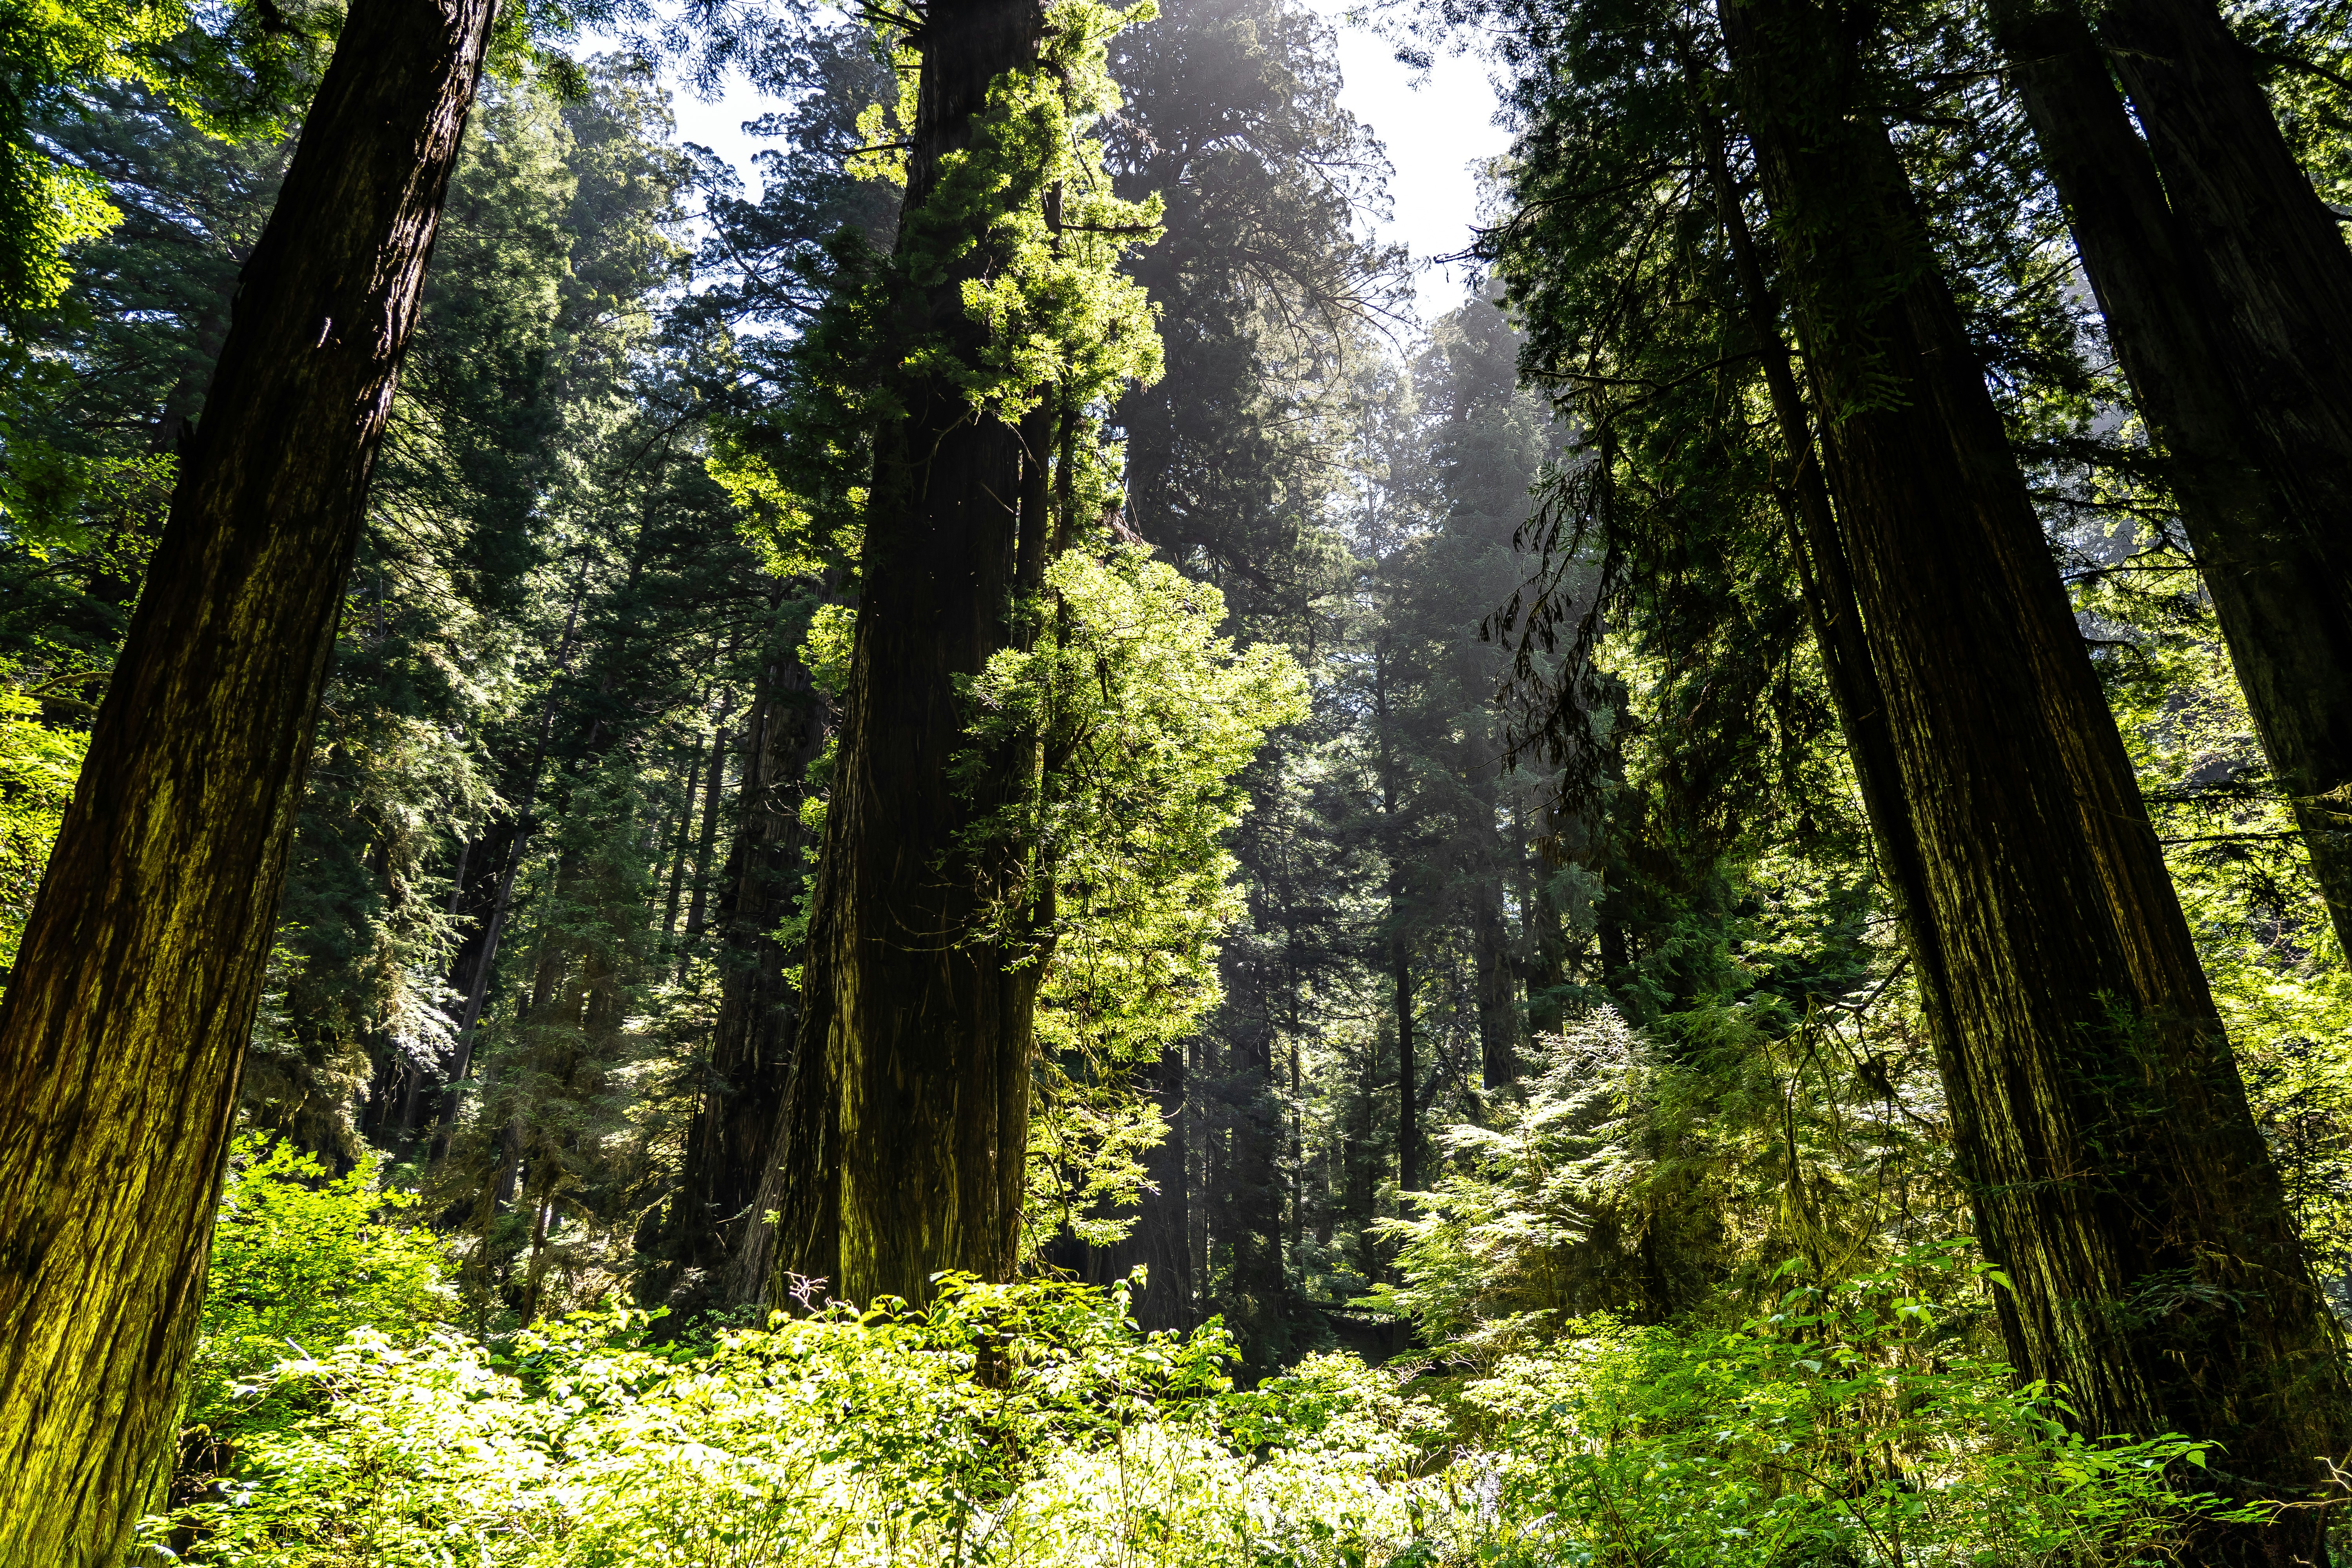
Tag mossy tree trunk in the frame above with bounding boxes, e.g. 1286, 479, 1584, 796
754, 0, 1052, 1308
1717, 0, 2348, 1550
0, 0, 496, 1558
1995, 0, 2352, 959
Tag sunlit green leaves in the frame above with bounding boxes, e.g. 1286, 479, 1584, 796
955, 545, 1307, 1248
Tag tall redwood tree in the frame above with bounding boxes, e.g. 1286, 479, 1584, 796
745, 0, 1058, 1308
1713, 0, 2349, 1553
1993, 0, 2352, 958
0, 0, 497, 1555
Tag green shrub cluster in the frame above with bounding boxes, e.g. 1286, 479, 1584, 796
145, 1147, 2253, 1568
191, 1135, 452, 1421
1448, 1251, 2253, 1567
150, 1277, 1437, 1568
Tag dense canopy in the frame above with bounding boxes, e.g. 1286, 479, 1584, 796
2, 0, 2352, 1561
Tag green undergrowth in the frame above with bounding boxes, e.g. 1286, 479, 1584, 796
141, 1146, 2257, 1567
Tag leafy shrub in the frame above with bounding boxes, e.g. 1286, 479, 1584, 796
144, 1258, 2249, 1568
1451, 1248, 2256, 1567
145, 1276, 1438, 1568
190, 1135, 453, 1425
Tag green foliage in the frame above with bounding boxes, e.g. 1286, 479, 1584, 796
957, 545, 1308, 1247
3, 0, 245, 310
190, 1134, 452, 1426
1455, 1251, 2258, 1567
147, 1276, 1444, 1567
0, 0, 310, 312
150, 1265, 2245, 1566
713, 0, 1165, 589
1369, 992, 1960, 1357
0, 668, 85, 972
2069, 491, 2352, 1298
863, 0, 1165, 423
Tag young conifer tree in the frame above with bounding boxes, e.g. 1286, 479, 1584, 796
0, 0, 497, 1556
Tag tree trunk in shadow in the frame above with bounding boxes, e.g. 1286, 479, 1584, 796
654, 623, 828, 1306
1718, 1, 2348, 1551
1996, 0, 2352, 961
1050, 1042, 1195, 1330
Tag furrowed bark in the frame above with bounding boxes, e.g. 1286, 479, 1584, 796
1686, 74, 1961, 1074
0, 0, 496, 1557
1716, 0, 2347, 1547
1995, 0, 2352, 960
757, 0, 1051, 1308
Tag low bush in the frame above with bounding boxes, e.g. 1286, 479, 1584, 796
145, 1249, 2253, 1566
1452, 1248, 2252, 1567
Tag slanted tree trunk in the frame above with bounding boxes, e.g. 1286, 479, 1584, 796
432, 552, 592, 1162
678, 685, 738, 966
755, 0, 1052, 1307
1716, 0, 2348, 1546
0, 0, 496, 1555
661, 739, 705, 937
1995, 0, 2352, 958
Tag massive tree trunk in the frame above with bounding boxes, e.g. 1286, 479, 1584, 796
655, 624, 827, 1299
1994, 0, 2352, 958
752, 0, 1051, 1308
1717, 0, 2347, 1547
0, 0, 496, 1557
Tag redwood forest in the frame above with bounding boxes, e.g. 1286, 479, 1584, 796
3, 0, 2352, 1560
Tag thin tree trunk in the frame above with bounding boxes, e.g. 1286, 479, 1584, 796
1187, 1038, 1209, 1309
1393, 944, 1417, 1195
1716, 0, 2347, 1542
1996, 0, 2352, 958
390, 829, 470, 1145
661, 740, 703, 937
430, 557, 591, 1158
1526, 796, 1571, 1032
1471, 880, 1515, 1091
757, 0, 1051, 1307
1465, 704, 1520, 1090
679, 686, 738, 961
669, 623, 828, 1300
0, 0, 496, 1554
1289, 1031, 1303, 1253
